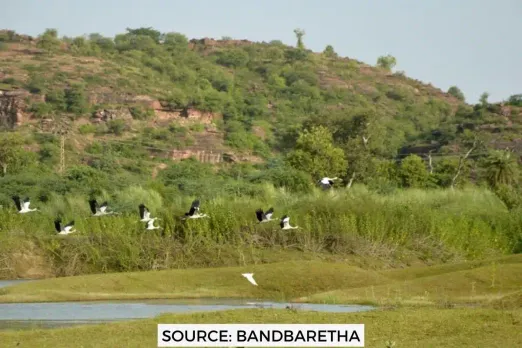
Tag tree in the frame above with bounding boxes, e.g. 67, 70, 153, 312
125, 27, 161, 43
376, 54, 397, 72
447, 86, 465, 102
36, 28, 61, 54
323, 45, 337, 58
286, 126, 347, 179
0, 133, 24, 176
479, 92, 489, 107
482, 150, 519, 188
399, 154, 428, 188
293, 28, 305, 49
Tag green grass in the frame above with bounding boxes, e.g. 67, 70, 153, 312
1, 308, 521, 348
1, 186, 520, 279
2, 255, 521, 305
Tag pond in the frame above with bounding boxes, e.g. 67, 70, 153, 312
0, 280, 375, 330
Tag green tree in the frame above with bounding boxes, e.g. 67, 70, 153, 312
482, 150, 519, 188
447, 86, 465, 101
479, 92, 489, 107
36, 28, 61, 54
293, 28, 306, 49
0, 133, 24, 176
287, 126, 347, 179
376, 54, 397, 72
125, 27, 162, 43
323, 45, 337, 58
399, 154, 428, 188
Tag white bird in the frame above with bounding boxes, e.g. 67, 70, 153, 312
242, 273, 258, 286
280, 215, 299, 230
183, 199, 209, 219
145, 218, 161, 230
255, 207, 275, 223
318, 177, 340, 190
12, 196, 38, 213
54, 218, 77, 235
89, 199, 116, 216
139, 204, 156, 222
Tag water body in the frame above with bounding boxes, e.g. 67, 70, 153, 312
0, 281, 374, 331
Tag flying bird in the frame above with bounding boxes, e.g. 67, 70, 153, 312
54, 218, 77, 235
255, 207, 275, 223
318, 177, 340, 190
242, 273, 258, 286
139, 204, 154, 222
89, 199, 116, 216
12, 196, 38, 214
280, 215, 299, 230
145, 218, 161, 230
183, 199, 209, 219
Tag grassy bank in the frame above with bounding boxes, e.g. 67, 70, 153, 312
2, 254, 521, 305
1, 186, 521, 279
1, 308, 521, 348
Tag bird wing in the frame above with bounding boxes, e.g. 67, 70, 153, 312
328, 180, 334, 185
255, 209, 264, 222
54, 219, 61, 232
146, 219, 154, 228
100, 202, 108, 213
22, 199, 31, 210
191, 200, 200, 211
242, 273, 258, 286
282, 216, 290, 223
12, 196, 21, 211
265, 207, 274, 219
64, 221, 75, 232
139, 204, 146, 219
89, 199, 97, 214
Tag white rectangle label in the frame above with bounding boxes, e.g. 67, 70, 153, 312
158, 324, 364, 347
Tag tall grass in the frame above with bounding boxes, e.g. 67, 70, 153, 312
0, 184, 520, 278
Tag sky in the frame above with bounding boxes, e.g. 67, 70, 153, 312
2, 0, 521, 103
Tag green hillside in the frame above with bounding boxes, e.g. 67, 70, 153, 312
1, 27, 522, 202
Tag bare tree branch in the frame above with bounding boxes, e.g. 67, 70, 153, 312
451, 140, 477, 189
428, 150, 433, 174
346, 171, 356, 189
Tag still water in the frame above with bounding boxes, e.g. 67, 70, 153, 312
0, 280, 374, 330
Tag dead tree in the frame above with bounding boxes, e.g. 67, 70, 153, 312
451, 140, 477, 189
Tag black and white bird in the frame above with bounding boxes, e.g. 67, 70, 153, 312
318, 177, 340, 190
54, 218, 76, 235
139, 204, 155, 222
12, 196, 38, 214
89, 199, 116, 216
183, 199, 209, 219
280, 215, 299, 230
255, 207, 275, 223
145, 218, 161, 230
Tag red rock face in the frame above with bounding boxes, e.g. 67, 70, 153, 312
0, 89, 29, 128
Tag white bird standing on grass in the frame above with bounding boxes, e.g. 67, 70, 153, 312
12, 196, 38, 214
255, 207, 275, 223
54, 218, 77, 235
242, 273, 258, 286
318, 177, 340, 190
89, 199, 116, 216
280, 215, 299, 230
183, 199, 209, 219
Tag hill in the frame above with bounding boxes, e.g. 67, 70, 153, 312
1, 27, 522, 201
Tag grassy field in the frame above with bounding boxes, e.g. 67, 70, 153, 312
0, 307, 521, 347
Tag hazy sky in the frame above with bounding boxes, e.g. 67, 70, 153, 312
2, 0, 520, 103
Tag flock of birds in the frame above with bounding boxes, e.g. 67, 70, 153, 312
10, 177, 341, 285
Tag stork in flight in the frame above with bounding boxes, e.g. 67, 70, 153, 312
89, 199, 116, 216
255, 207, 275, 223
183, 199, 209, 219
54, 218, 77, 235
139, 204, 158, 222
12, 196, 38, 214
318, 177, 340, 190
280, 215, 299, 230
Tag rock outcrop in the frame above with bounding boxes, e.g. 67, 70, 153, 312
0, 89, 28, 128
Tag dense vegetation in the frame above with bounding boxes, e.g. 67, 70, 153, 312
0, 28, 521, 278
